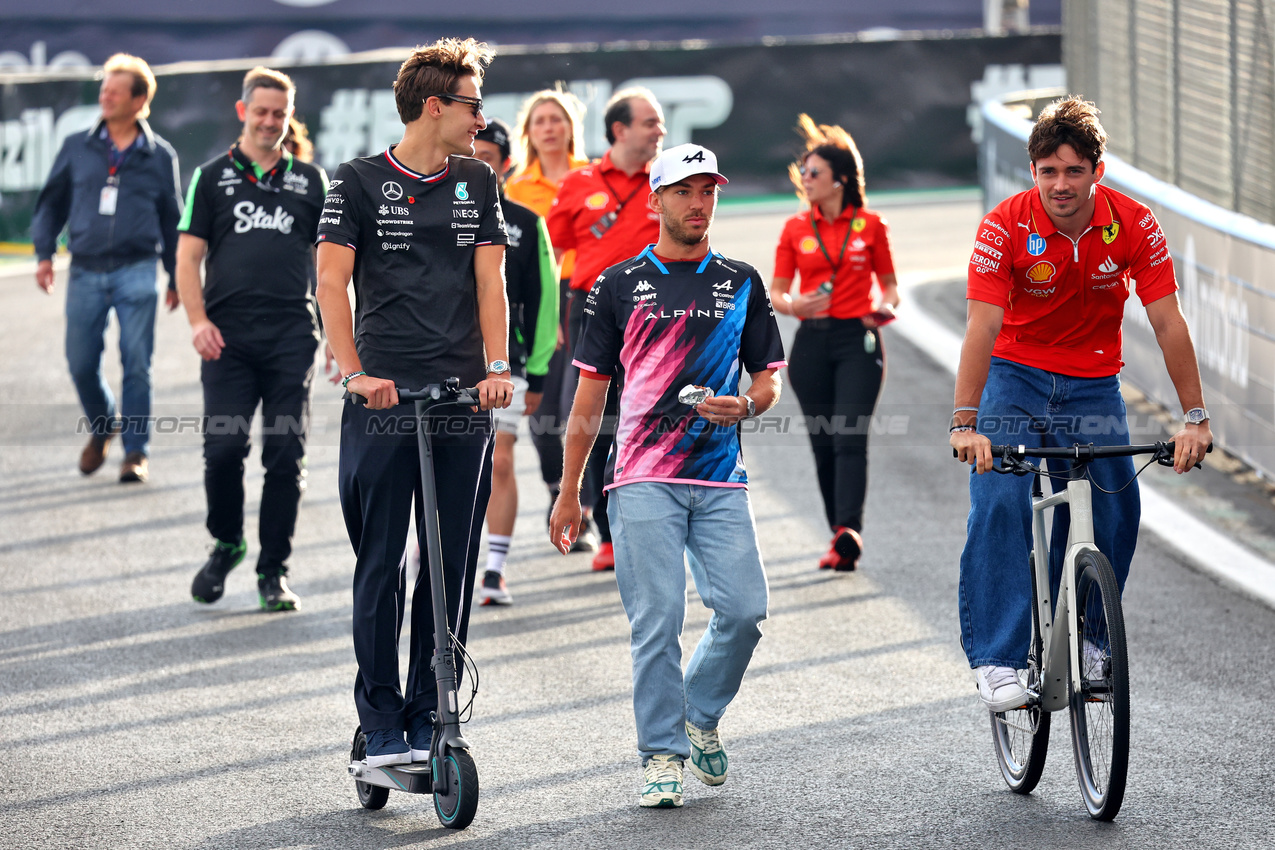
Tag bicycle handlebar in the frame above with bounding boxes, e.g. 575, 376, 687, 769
951, 441, 1212, 467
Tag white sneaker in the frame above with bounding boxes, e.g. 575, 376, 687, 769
1081, 639, 1108, 677
639, 755, 684, 808
686, 721, 728, 786
975, 665, 1029, 712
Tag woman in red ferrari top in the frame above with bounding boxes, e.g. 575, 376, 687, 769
771, 114, 899, 571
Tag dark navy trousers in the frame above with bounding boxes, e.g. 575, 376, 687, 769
339, 401, 493, 732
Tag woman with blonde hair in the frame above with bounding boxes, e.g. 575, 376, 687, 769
506, 87, 592, 533
771, 114, 900, 572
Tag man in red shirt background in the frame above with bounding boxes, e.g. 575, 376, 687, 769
949, 97, 1212, 712
548, 87, 665, 569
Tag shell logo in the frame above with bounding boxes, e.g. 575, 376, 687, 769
799, 236, 819, 254
1025, 261, 1056, 284
585, 192, 609, 210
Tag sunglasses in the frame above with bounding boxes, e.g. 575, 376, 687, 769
425, 92, 484, 113
799, 164, 824, 178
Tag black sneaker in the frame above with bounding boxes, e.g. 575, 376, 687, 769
191, 539, 246, 603
571, 514, 599, 553
258, 573, 300, 612
479, 569, 513, 605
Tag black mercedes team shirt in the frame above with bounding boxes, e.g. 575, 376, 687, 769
316, 148, 508, 389
179, 146, 327, 339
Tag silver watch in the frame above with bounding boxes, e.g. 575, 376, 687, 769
744, 396, 756, 418
486, 360, 510, 376
1184, 407, 1210, 425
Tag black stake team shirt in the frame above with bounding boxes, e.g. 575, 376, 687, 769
315, 148, 508, 389
179, 147, 327, 340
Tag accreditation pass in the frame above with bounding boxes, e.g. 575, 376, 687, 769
99, 178, 119, 216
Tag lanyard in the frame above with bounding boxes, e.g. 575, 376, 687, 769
809, 208, 858, 284
229, 145, 286, 193
598, 166, 645, 214
103, 130, 138, 181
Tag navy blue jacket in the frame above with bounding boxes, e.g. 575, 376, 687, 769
31, 118, 182, 283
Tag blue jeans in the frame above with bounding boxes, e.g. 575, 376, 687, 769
608, 482, 769, 763
959, 358, 1140, 669
64, 259, 158, 455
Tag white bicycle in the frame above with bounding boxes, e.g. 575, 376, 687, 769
973, 440, 1206, 821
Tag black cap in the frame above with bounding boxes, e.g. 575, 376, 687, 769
475, 118, 512, 161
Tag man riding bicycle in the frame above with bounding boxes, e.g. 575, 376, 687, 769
950, 96, 1213, 711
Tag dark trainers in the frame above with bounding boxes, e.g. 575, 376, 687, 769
363, 729, 411, 768
479, 570, 513, 605
258, 573, 300, 611
191, 539, 247, 603
407, 714, 433, 763
571, 515, 599, 553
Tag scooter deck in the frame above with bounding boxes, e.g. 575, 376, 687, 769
348, 760, 433, 794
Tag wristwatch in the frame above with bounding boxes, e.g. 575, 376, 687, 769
486, 360, 510, 376
1184, 407, 1210, 425
744, 396, 756, 418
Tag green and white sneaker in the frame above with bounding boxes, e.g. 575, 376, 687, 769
686, 721, 728, 786
640, 755, 684, 808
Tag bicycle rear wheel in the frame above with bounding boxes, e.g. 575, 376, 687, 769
1068, 549, 1129, 820
990, 555, 1050, 793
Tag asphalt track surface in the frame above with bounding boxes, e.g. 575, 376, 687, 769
1, 199, 1273, 849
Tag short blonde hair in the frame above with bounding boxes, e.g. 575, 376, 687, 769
514, 86, 586, 173
100, 54, 157, 119
242, 66, 295, 105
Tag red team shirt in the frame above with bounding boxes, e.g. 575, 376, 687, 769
773, 205, 895, 320
968, 183, 1177, 378
547, 151, 661, 292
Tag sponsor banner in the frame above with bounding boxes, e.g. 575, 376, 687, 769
981, 96, 1275, 478
0, 33, 1059, 244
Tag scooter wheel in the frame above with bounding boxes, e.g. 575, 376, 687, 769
433, 748, 479, 829
351, 726, 389, 810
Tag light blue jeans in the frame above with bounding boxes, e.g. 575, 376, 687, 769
608, 482, 769, 763
64, 259, 158, 455
959, 358, 1139, 669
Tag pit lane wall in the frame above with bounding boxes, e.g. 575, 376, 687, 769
0, 32, 1060, 245
981, 95, 1275, 476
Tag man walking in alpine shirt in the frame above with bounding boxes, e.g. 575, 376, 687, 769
178, 67, 327, 612
32, 53, 182, 484
547, 87, 665, 569
551, 143, 785, 807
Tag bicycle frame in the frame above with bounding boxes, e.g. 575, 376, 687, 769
1028, 468, 1093, 713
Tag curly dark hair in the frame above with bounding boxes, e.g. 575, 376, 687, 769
1028, 96, 1107, 169
393, 37, 495, 125
788, 114, 866, 210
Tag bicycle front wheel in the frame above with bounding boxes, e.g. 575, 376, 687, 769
990, 555, 1050, 793
1068, 549, 1130, 821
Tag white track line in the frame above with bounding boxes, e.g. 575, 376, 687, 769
896, 271, 1275, 610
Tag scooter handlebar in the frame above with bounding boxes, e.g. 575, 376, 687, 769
348, 378, 480, 409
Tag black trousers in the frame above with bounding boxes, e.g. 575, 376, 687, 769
565, 288, 617, 541
339, 402, 493, 732
530, 282, 570, 488
786, 318, 885, 533
201, 332, 317, 575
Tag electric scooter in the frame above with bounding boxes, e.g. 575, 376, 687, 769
345, 379, 483, 830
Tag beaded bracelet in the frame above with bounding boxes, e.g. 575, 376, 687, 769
341, 370, 366, 389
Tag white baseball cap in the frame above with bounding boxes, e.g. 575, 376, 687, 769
649, 143, 729, 191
